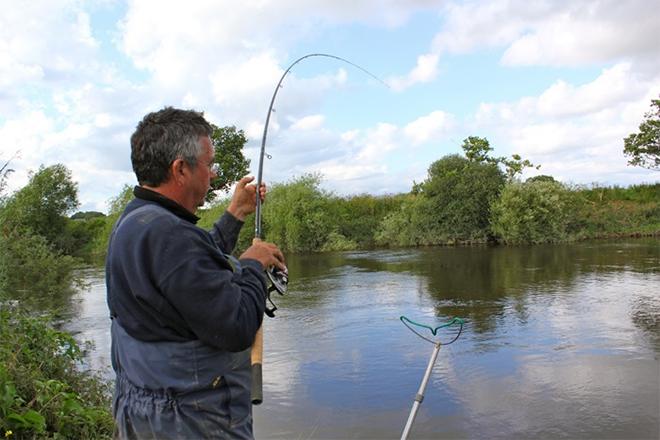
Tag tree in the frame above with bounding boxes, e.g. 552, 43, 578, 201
207, 125, 251, 202
421, 154, 506, 241
462, 136, 538, 181
624, 97, 660, 170
491, 180, 576, 244
261, 174, 334, 252
1, 164, 79, 248
0, 155, 17, 201
462, 136, 494, 163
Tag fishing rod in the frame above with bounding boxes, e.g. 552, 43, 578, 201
250, 53, 388, 405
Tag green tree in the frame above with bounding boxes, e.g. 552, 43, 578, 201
0, 230, 80, 300
1, 164, 78, 249
90, 185, 134, 258
462, 136, 495, 163
491, 180, 577, 244
462, 136, 538, 181
0, 157, 14, 201
624, 97, 660, 170
261, 174, 334, 252
377, 154, 506, 246
421, 154, 506, 241
207, 125, 251, 201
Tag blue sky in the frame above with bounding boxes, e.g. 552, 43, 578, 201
1, 0, 658, 212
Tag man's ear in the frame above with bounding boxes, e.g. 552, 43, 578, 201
170, 158, 187, 186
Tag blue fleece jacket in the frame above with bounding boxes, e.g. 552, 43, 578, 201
106, 187, 268, 352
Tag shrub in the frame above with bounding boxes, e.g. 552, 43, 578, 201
90, 185, 134, 259
491, 180, 577, 244
260, 174, 334, 252
0, 165, 78, 252
0, 306, 113, 439
0, 229, 82, 305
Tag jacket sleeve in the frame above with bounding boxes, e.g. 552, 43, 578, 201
209, 211, 243, 254
156, 224, 267, 351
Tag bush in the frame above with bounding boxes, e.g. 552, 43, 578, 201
0, 229, 82, 305
0, 165, 78, 252
329, 194, 405, 248
0, 306, 113, 439
260, 174, 334, 253
421, 154, 505, 242
491, 180, 577, 244
375, 194, 432, 247
90, 185, 134, 259
377, 155, 506, 247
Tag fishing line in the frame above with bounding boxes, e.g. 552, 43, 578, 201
251, 53, 388, 406
255, 53, 389, 239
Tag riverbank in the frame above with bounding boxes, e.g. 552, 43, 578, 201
0, 304, 113, 439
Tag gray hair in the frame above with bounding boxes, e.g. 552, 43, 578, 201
130, 107, 213, 186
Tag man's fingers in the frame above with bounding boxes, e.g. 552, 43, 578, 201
237, 175, 255, 189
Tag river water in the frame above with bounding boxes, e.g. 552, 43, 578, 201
64, 238, 660, 439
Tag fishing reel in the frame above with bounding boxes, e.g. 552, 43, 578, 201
264, 267, 288, 317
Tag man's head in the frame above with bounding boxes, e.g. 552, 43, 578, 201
131, 107, 217, 212
131, 107, 213, 187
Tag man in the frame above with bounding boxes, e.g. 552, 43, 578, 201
106, 107, 285, 439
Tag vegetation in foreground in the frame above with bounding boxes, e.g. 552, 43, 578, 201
0, 305, 113, 439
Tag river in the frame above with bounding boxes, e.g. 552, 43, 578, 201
64, 238, 660, 439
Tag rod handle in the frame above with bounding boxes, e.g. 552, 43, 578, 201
250, 326, 264, 405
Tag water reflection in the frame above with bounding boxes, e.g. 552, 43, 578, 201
64, 239, 660, 439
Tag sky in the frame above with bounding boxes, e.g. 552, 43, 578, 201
1, 0, 659, 213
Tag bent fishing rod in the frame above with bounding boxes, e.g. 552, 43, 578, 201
250, 53, 388, 405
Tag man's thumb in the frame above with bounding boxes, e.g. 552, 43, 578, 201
238, 175, 255, 188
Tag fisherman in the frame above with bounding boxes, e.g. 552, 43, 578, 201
106, 107, 285, 439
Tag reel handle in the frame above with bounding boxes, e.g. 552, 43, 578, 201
264, 267, 288, 317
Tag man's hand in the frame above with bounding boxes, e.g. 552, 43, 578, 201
227, 176, 266, 221
240, 239, 286, 272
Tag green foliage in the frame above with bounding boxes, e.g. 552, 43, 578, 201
572, 183, 660, 237
70, 211, 105, 220
208, 125, 251, 202
61, 217, 108, 258
491, 180, 579, 244
422, 154, 506, 241
461, 136, 538, 181
624, 97, 660, 170
90, 185, 134, 259
0, 306, 112, 439
0, 157, 15, 202
328, 194, 406, 249
320, 232, 358, 252
526, 175, 557, 184
261, 174, 334, 252
462, 136, 494, 163
501, 154, 538, 181
378, 155, 506, 246
579, 183, 660, 204
0, 230, 81, 303
375, 194, 430, 247
0, 165, 79, 251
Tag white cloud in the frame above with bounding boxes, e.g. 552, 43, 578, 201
404, 110, 454, 145
471, 62, 660, 184
433, 0, 660, 71
2, 0, 658, 212
0, 1, 100, 88
291, 115, 326, 131
388, 53, 439, 91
